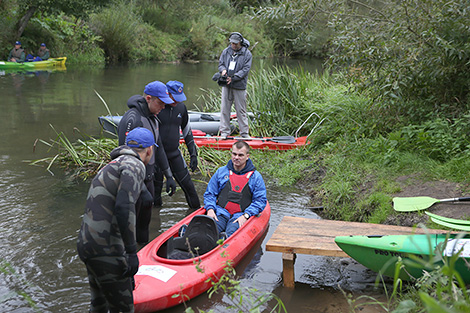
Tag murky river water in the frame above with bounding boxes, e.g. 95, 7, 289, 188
0, 60, 384, 312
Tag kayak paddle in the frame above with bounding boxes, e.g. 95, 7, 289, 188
428, 216, 470, 231
393, 196, 470, 212
192, 135, 297, 144
226, 136, 296, 144
425, 211, 470, 225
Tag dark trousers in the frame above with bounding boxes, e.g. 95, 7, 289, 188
84, 256, 134, 313
135, 179, 154, 244
154, 153, 200, 210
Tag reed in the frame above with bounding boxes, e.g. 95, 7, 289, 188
32, 125, 116, 179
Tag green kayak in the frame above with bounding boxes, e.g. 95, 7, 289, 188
335, 234, 470, 282
0, 57, 67, 70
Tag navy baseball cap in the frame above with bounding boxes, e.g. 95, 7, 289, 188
144, 81, 174, 104
166, 80, 187, 102
15, 41, 21, 45
126, 127, 158, 148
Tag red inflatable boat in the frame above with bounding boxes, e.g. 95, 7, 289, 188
133, 204, 271, 312
181, 132, 310, 151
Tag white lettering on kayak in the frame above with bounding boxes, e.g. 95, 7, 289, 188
135, 265, 177, 282
444, 239, 470, 258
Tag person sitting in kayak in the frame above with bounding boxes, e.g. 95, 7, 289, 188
8, 41, 25, 62
204, 140, 267, 237
36, 43, 50, 60
26, 43, 51, 62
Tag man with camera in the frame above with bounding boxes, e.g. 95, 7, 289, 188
217, 32, 252, 139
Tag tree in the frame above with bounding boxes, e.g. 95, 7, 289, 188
14, 0, 109, 39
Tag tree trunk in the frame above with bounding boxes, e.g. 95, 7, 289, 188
16, 5, 38, 39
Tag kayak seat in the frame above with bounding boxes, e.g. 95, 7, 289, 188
167, 215, 220, 259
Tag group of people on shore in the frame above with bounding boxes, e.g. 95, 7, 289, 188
7, 41, 50, 63
76, 31, 265, 313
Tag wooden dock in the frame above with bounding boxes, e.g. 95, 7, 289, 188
266, 216, 447, 288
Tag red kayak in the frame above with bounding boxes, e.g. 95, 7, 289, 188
180, 133, 310, 151
133, 204, 271, 312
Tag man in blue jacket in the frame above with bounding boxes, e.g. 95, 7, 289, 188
204, 140, 267, 237
217, 32, 252, 139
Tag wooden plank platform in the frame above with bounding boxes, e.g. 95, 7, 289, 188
266, 216, 448, 288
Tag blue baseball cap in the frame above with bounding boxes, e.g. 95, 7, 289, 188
144, 81, 174, 104
166, 80, 187, 102
15, 41, 21, 45
126, 127, 158, 148
40, 43, 46, 47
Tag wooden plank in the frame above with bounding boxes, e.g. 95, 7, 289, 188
266, 216, 448, 258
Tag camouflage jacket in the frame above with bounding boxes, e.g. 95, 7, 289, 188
77, 145, 145, 261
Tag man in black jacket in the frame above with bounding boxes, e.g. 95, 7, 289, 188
154, 80, 201, 211
118, 81, 177, 245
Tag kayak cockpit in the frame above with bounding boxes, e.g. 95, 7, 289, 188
156, 215, 224, 260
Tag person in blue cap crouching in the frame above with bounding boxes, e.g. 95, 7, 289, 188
77, 127, 155, 313
118, 80, 177, 245
154, 80, 201, 212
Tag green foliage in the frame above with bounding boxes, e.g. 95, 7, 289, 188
253, 0, 330, 57
31, 125, 117, 179
23, 13, 104, 64
328, 0, 470, 107
88, 1, 143, 62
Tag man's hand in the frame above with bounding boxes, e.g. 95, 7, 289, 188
234, 214, 248, 227
166, 176, 176, 196
190, 155, 198, 172
125, 253, 139, 277
206, 208, 218, 221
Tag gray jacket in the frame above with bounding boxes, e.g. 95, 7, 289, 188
218, 45, 252, 90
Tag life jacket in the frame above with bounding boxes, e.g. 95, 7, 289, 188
11, 48, 24, 59
37, 48, 49, 58
217, 170, 253, 215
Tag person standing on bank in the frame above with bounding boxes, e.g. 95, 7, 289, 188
77, 127, 156, 313
218, 32, 252, 139
154, 80, 201, 211
118, 81, 177, 245
204, 140, 267, 237
8, 41, 25, 62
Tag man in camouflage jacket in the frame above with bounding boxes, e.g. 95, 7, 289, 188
77, 127, 155, 313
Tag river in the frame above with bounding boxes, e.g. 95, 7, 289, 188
0, 59, 384, 312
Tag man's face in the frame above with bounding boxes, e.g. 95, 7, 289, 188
231, 145, 249, 170
142, 146, 154, 165
231, 42, 242, 51
147, 96, 166, 114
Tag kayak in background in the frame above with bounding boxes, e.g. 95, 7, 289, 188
98, 111, 241, 136
0, 57, 67, 70
183, 134, 310, 151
